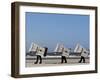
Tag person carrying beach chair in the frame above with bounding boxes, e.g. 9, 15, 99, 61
78, 48, 88, 63
34, 47, 48, 64
60, 45, 69, 63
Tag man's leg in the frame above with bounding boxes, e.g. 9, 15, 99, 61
82, 56, 85, 63
39, 56, 42, 64
61, 56, 64, 63
34, 55, 39, 64
64, 56, 67, 63
79, 56, 82, 63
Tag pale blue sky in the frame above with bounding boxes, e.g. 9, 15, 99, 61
25, 12, 89, 52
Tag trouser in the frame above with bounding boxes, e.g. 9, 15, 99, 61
34, 55, 42, 64
61, 56, 67, 63
79, 56, 85, 63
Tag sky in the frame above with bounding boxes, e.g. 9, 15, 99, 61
25, 12, 89, 52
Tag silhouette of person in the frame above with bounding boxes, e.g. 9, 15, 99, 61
61, 47, 69, 63
34, 47, 48, 64
79, 48, 86, 63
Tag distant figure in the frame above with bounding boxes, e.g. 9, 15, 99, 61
79, 48, 86, 63
61, 47, 69, 63
34, 47, 48, 64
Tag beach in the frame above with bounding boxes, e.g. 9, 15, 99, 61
26, 56, 89, 67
